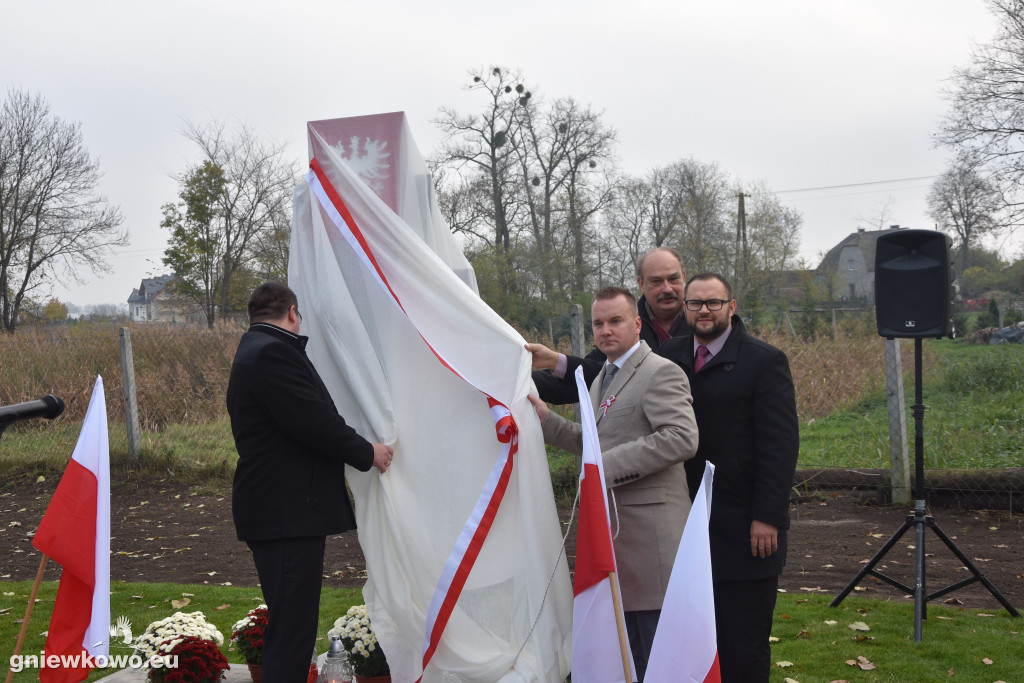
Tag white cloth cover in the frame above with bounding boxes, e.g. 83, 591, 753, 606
289, 113, 572, 683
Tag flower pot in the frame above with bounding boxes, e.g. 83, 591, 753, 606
247, 663, 262, 683
353, 676, 391, 683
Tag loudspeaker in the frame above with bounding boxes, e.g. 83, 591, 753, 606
875, 229, 953, 338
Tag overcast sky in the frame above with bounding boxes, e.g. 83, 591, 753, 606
3, 0, 1007, 309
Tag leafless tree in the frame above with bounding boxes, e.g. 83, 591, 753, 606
937, 0, 1024, 227
927, 156, 1002, 274
0, 88, 127, 332
518, 96, 617, 295
163, 119, 296, 327
435, 67, 532, 251
740, 181, 803, 299
665, 158, 734, 273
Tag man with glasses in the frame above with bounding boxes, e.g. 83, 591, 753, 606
227, 282, 393, 683
660, 273, 799, 683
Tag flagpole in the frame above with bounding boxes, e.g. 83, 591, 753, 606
5, 554, 48, 683
607, 571, 634, 683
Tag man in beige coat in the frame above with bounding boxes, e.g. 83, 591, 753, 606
528, 286, 698, 682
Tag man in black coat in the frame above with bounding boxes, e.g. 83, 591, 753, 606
659, 273, 799, 683
531, 247, 691, 403
227, 282, 392, 683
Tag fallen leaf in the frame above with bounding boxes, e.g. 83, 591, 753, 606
796, 629, 811, 639
784, 678, 801, 683
936, 616, 954, 621
215, 604, 231, 611
824, 620, 838, 626
977, 613, 995, 617
994, 544, 1008, 548
170, 597, 190, 609
768, 636, 780, 642
982, 657, 993, 665
35, 476, 45, 483
856, 655, 875, 671
989, 526, 998, 531
800, 586, 823, 592
775, 661, 794, 668
948, 667, 954, 676
848, 621, 870, 631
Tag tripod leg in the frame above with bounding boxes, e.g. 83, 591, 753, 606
830, 516, 914, 608
927, 518, 1021, 617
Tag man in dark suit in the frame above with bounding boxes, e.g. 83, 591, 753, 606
528, 286, 698, 681
227, 282, 392, 683
659, 273, 799, 683
531, 247, 691, 403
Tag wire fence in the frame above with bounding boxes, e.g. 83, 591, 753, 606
1, 320, 1021, 511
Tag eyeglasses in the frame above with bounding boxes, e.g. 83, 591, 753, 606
684, 299, 731, 311
293, 305, 302, 322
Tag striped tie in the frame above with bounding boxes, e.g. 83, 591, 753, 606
695, 345, 710, 372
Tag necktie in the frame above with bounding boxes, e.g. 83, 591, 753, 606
695, 345, 710, 373
600, 363, 619, 398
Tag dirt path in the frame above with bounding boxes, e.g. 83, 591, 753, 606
2, 474, 1021, 613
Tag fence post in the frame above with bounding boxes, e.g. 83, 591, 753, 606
885, 338, 911, 504
119, 327, 142, 461
569, 304, 585, 474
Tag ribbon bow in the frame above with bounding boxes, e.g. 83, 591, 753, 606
598, 394, 616, 417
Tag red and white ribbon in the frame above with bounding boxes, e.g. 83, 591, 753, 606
305, 159, 517, 681
598, 394, 616, 417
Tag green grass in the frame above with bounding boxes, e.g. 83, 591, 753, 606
799, 340, 1024, 469
3, 582, 1019, 683
768, 594, 1022, 682
0, 419, 238, 484
0, 580, 362, 682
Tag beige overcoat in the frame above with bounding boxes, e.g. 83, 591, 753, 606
541, 341, 698, 610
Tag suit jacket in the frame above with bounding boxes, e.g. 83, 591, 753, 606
660, 316, 799, 582
227, 323, 375, 542
541, 341, 699, 610
533, 295, 691, 404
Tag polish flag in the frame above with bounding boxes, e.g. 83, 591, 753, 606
32, 377, 110, 683
571, 366, 635, 683
646, 461, 720, 682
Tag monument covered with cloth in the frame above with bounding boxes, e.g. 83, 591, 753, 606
288, 112, 573, 682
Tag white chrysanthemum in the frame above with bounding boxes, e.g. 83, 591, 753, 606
133, 611, 225, 662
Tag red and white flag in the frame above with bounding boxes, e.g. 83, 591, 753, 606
646, 461, 720, 682
32, 376, 110, 683
571, 366, 635, 683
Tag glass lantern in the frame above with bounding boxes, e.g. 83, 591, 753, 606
318, 635, 353, 683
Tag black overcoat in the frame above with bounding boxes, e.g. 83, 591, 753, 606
227, 323, 374, 542
660, 316, 799, 582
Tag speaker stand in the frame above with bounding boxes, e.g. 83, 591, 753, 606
829, 338, 1020, 640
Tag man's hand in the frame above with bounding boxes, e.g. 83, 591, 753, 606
372, 443, 394, 474
527, 394, 550, 425
525, 343, 559, 370
750, 519, 779, 558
